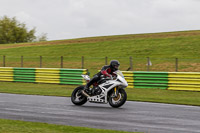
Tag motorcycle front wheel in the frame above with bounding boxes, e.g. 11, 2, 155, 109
71, 85, 87, 105
108, 89, 127, 108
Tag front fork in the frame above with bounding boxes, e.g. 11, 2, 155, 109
111, 87, 119, 98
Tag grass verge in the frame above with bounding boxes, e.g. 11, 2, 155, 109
0, 82, 200, 106
0, 119, 136, 133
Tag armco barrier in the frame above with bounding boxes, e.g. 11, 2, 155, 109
122, 71, 200, 91
0, 67, 13, 82
168, 72, 200, 91
0, 67, 88, 85
122, 71, 168, 89
1, 67, 200, 91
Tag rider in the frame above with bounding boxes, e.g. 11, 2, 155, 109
82, 60, 120, 97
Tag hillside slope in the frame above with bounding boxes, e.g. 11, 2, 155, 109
0, 30, 200, 73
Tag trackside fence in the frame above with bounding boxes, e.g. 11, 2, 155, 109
2, 55, 200, 73
122, 71, 200, 91
0, 67, 88, 85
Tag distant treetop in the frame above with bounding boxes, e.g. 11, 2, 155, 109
0, 16, 47, 44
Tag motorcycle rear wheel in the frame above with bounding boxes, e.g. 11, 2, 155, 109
71, 85, 87, 105
108, 89, 127, 108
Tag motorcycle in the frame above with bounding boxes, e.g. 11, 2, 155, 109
71, 70, 128, 108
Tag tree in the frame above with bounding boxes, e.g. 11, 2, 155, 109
0, 16, 46, 44
35, 33, 48, 42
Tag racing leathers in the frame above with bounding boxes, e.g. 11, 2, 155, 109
84, 65, 116, 91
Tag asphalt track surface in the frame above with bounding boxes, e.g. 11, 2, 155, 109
0, 93, 200, 133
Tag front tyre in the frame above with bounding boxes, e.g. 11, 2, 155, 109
108, 89, 127, 108
71, 85, 87, 105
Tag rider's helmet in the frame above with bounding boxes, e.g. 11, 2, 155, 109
110, 60, 120, 71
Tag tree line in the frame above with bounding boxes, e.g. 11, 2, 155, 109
0, 16, 47, 44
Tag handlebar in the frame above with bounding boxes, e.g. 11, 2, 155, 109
102, 76, 114, 80
100, 74, 116, 80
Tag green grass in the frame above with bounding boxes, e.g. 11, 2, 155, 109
0, 82, 72, 96
1, 31, 200, 58
1, 82, 200, 106
127, 87, 200, 106
0, 119, 136, 133
1, 33, 200, 58
1, 30, 200, 74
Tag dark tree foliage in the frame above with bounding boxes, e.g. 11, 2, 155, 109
0, 16, 37, 44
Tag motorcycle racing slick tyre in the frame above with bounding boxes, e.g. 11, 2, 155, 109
71, 85, 87, 106
108, 88, 127, 108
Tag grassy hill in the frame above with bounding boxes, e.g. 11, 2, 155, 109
1, 30, 200, 74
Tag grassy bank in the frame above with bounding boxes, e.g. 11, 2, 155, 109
1, 30, 200, 74
0, 119, 136, 133
1, 82, 200, 106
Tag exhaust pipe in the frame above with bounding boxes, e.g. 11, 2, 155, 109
81, 90, 90, 97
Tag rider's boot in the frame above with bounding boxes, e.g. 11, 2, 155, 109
82, 74, 99, 97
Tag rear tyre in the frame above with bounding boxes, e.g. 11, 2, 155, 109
108, 89, 127, 108
71, 85, 87, 105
